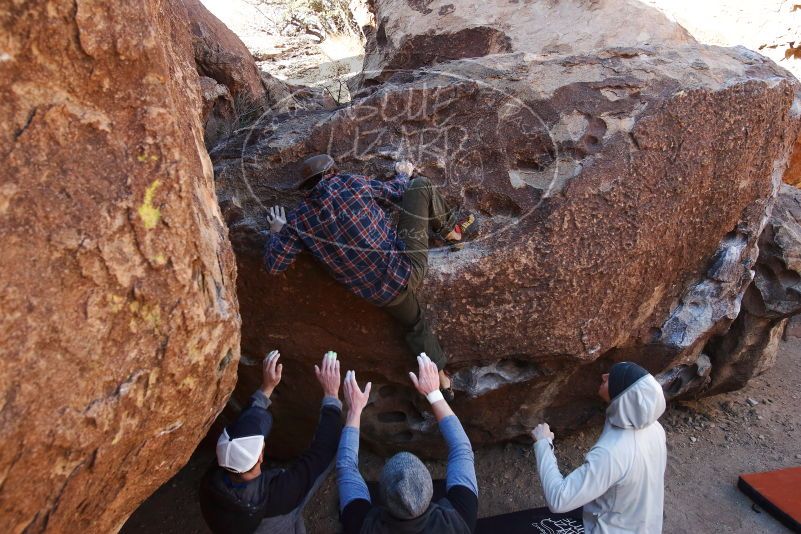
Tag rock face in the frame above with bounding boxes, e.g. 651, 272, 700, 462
0, 1, 240, 531
212, 0, 800, 457
184, 0, 339, 147
353, 0, 693, 88
185, 0, 267, 104
199, 75, 238, 147
185, 0, 268, 147
642, 0, 801, 185
704, 184, 801, 394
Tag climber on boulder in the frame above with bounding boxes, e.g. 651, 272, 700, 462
336, 353, 478, 534
263, 154, 478, 401
530, 362, 667, 534
199, 350, 344, 534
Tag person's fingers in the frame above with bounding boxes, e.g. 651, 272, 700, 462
325, 351, 336, 374
264, 351, 274, 368
408, 371, 419, 388
314, 364, 321, 378
364, 382, 372, 398
276, 363, 282, 379
330, 351, 338, 374
334, 359, 340, 376
428, 359, 437, 375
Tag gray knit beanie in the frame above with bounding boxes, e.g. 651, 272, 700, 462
379, 452, 433, 519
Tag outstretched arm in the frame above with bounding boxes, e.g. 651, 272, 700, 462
263, 207, 302, 274
262, 352, 343, 517
337, 371, 373, 534
409, 354, 478, 530
533, 423, 621, 513
367, 161, 413, 203
235, 350, 283, 436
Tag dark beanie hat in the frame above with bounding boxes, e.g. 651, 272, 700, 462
608, 362, 649, 399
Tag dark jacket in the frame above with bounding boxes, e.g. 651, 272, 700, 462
360, 498, 473, 534
200, 395, 343, 534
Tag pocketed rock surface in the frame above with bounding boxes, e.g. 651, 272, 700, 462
0, 1, 240, 531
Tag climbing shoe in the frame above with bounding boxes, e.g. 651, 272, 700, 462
443, 211, 479, 251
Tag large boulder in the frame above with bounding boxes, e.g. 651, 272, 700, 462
184, 0, 269, 147
0, 0, 240, 531
352, 0, 801, 185
184, 0, 339, 147
211, 0, 800, 456
185, 0, 267, 104
352, 0, 693, 89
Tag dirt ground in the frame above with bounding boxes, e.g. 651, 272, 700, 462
122, 337, 801, 533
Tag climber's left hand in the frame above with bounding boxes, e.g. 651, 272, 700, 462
267, 205, 286, 234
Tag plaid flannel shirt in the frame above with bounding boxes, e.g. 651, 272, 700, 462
263, 172, 412, 306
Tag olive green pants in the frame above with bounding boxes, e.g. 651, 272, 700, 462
384, 176, 456, 369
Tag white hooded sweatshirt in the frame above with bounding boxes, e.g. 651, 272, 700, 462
534, 374, 667, 533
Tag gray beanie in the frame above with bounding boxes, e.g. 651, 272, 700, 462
379, 452, 433, 519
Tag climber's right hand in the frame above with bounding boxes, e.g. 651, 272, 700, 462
394, 160, 414, 176
267, 205, 286, 234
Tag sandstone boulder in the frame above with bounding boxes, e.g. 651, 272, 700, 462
0, 1, 240, 531
184, 0, 340, 146
212, 0, 800, 457
352, 0, 693, 89
199, 75, 237, 147
185, 0, 267, 104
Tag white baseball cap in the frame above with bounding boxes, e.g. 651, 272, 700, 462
216, 429, 264, 473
